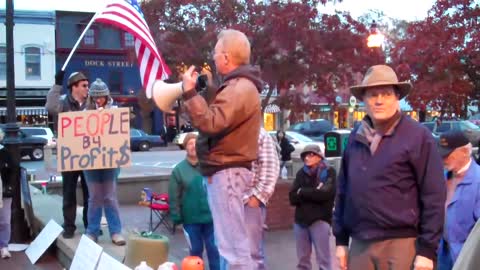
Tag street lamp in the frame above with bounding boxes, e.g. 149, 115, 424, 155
367, 20, 385, 48
367, 20, 385, 64
5, 0, 29, 242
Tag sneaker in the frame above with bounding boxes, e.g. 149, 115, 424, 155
111, 234, 126, 246
86, 234, 98, 243
1, 247, 11, 259
62, 230, 75, 239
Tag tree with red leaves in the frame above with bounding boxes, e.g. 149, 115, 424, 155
141, 0, 377, 123
391, 0, 479, 118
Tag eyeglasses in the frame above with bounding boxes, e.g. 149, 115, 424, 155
304, 153, 319, 158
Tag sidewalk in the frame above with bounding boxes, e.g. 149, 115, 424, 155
31, 189, 335, 269
0, 245, 62, 270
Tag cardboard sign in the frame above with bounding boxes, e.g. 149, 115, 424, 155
69, 235, 103, 270
57, 108, 131, 172
97, 252, 132, 270
25, 219, 63, 264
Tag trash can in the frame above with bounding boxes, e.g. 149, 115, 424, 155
324, 130, 351, 158
324, 130, 351, 176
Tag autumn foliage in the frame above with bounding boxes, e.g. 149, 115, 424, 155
141, 0, 377, 120
141, 0, 479, 120
391, 0, 479, 117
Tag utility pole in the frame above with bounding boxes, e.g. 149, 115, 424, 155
5, 0, 29, 242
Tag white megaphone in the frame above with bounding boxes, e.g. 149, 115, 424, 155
148, 80, 183, 112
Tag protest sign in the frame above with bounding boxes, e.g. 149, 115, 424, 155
57, 107, 131, 172
25, 219, 63, 264
69, 235, 103, 270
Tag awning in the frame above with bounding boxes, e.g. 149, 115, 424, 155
264, 104, 281, 114
0, 106, 48, 116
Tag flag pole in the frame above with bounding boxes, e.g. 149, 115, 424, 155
61, 11, 100, 71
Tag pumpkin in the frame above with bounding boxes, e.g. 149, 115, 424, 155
181, 256, 204, 270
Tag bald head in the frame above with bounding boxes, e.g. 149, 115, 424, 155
217, 29, 251, 66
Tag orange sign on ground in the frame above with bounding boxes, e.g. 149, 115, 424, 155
57, 108, 131, 172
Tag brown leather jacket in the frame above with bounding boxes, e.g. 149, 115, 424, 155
184, 65, 263, 176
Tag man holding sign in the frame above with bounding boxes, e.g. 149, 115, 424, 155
46, 71, 90, 239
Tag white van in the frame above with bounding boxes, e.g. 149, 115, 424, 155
20, 127, 56, 147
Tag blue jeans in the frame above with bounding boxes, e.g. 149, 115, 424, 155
245, 204, 267, 270
183, 223, 220, 270
0, 198, 12, 248
294, 220, 332, 270
84, 168, 122, 237
205, 168, 254, 270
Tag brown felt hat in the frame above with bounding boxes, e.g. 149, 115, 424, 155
350, 65, 412, 101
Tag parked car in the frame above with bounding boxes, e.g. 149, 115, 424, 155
289, 119, 334, 141
130, 128, 163, 151
269, 130, 325, 159
173, 131, 199, 150
0, 126, 47, 161
422, 120, 480, 146
20, 127, 56, 147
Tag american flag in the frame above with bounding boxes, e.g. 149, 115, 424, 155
95, 0, 171, 97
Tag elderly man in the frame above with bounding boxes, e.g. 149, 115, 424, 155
436, 131, 480, 270
333, 65, 446, 270
178, 29, 263, 270
244, 127, 280, 270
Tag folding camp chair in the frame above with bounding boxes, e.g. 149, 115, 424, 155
139, 188, 175, 234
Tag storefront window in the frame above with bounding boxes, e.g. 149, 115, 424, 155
264, 113, 275, 131
109, 71, 122, 93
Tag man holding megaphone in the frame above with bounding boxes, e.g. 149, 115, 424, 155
151, 29, 263, 270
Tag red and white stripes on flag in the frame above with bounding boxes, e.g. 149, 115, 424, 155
95, 0, 170, 97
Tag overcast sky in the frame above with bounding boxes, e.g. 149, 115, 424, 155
2, 0, 436, 21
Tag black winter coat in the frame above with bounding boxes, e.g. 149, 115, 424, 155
0, 147, 13, 197
279, 138, 295, 161
289, 166, 336, 226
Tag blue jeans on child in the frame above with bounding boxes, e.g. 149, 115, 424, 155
205, 168, 255, 270
294, 220, 332, 270
83, 168, 122, 237
183, 223, 220, 270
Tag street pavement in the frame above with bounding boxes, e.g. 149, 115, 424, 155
16, 144, 336, 269
21, 145, 186, 181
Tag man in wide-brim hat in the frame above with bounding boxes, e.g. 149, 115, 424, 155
333, 65, 446, 270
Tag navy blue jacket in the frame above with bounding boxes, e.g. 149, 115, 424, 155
333, 115, 446, 260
